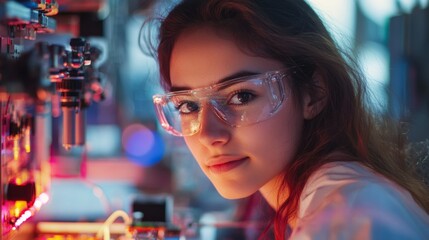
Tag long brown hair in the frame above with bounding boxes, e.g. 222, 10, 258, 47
155, 0, 429, 239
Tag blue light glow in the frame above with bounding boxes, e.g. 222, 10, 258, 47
122, 124, 165, 167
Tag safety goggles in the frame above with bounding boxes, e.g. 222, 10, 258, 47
152, 69, 291, 136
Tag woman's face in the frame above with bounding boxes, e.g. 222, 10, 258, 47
169, 26, 306, 200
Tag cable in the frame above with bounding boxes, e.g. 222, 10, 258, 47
96, 210, 132, 240
81, 178, 112, 215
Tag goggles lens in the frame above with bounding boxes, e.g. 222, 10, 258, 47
153, 69, 290, 136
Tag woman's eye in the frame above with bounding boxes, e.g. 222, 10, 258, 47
228, 91, 255, 105
176, 101, 199, 114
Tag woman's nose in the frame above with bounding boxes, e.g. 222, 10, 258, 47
197, 105, 231, 146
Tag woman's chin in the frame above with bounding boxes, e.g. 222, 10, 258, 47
215, 186, 256, 199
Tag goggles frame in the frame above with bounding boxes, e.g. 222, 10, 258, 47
153, 69, 292, 136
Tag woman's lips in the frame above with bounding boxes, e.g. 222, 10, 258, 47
207, 157, 249, 173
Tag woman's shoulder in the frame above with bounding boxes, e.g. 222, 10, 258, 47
302, 161, 394, 193
299, 161, 395, 204
299, 160, 425, 217
293, 161, 429, 239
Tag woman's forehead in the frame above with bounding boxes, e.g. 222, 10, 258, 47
170, 27, 283, 90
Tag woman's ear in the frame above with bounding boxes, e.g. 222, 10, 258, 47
302, 73, 327, 120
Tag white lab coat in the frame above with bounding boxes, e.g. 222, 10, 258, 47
290, 162, 429, 239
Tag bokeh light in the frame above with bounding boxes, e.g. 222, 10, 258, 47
357, 42, 390, 112
122, 123, 165, 167
305, 0, 355, 49
359, 0, 429, 26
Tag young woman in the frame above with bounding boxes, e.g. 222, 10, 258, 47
150, 0, 429, 238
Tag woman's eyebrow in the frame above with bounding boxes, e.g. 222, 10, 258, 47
170, 70, 259, 92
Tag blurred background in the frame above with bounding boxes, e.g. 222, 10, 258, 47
1, 0, 428, 239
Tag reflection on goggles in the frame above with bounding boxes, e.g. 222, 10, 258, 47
153, 69, 291, 136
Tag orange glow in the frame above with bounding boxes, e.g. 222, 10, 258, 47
10, 201, 28, 218
12, 192, 50, 230
13, 137, 20, 161
127, 225, 166, 239
24, 127, 31, 153
14, 170, 30, 185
